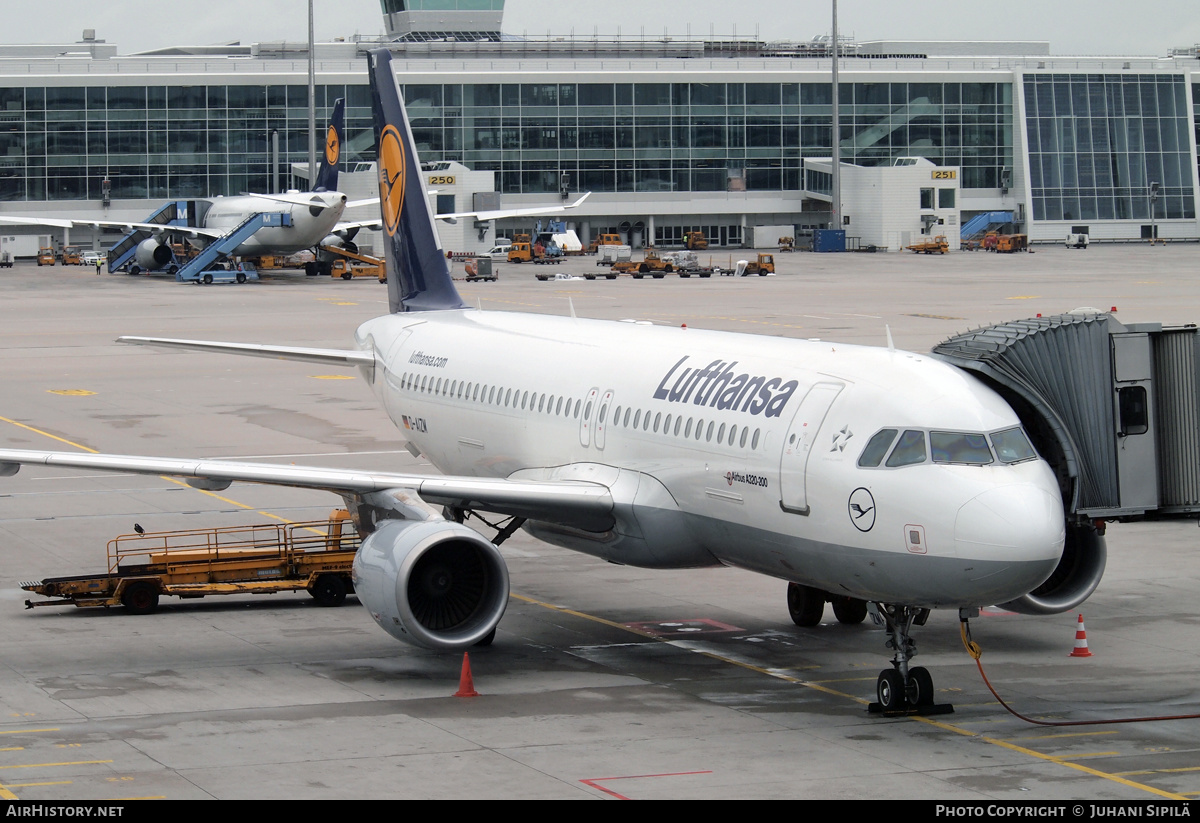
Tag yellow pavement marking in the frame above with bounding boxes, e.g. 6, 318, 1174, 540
0, 729, 60, 735
1004, 730, 1119, 741
511, 591, 1188, 800
0, 760, 113, 770
0, 416, 306, 528
1007, 295, 1040, 300
46, 390, 96, 396
309, 375, 355, 380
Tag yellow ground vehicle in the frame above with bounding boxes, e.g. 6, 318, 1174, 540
319, 245, 387, 281
21, 512, 360, 614
994, 234, 1028, 253
742, 253, 776, 275
36, 247, 56, 266
60, 246, 82, 265
779, 236, 795, 252
906, 235, 949, 254
587, 232, 622, 253
507, 240, 535, 263
613, 248, 675, 277
684, 231, 708, 250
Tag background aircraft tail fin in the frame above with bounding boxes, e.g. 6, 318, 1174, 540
368, 50, 465, 313
312, 98, 345, 193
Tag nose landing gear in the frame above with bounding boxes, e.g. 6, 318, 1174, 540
869, 603, 954, 717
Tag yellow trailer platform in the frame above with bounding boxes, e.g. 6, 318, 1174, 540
21, 512, 360, 614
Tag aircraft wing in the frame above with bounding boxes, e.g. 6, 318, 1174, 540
0, 215, 224, 240
0, 448, 615, 532
117, 336, 376, 369
336, 192, 592, 227
436, 192, 592, 223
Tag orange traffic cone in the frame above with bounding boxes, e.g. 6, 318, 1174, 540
454, 652, 480, 697
1068, 614, 1093, 658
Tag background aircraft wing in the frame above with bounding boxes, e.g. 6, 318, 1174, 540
0, 449, 615, 532
0, 215, 224, 239
435, 192, 592, 223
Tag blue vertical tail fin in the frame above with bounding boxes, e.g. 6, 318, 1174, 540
367, 49, 465, 313
312, 98, 345, 193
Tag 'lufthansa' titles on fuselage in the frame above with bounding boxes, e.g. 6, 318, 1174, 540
409, 351, 449, 368
653, 356, 799, 417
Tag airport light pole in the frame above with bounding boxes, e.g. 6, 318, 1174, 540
1149, 181, 1159, 244
829, 0, 841, 233
307, 0, 317, 189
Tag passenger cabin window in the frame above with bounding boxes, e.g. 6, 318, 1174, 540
858, 429, 898, 467
886, 430, 928, 467
930, 432, 994, 465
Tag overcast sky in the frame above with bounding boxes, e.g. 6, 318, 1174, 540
6, 1, 1199, 57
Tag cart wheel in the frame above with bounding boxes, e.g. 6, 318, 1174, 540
202, 273, 213, 285
310, 574, 347, 607
121, 582, 160, 615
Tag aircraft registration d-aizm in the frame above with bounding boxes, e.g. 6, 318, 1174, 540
0, 49, 1096, 715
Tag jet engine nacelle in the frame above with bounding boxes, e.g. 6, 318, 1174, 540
999, 524, 1107, 615
134, 239, 174, 271
352, 518, 509, 649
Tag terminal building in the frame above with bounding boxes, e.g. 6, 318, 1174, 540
0, 1, 1198, 256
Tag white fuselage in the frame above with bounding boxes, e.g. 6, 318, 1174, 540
194, 193, 347, 256
353, 309, 1066, 609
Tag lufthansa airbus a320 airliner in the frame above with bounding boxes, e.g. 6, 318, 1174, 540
0, 50, 1097, 715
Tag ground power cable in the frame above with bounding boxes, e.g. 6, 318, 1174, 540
960, 618, 1200, 726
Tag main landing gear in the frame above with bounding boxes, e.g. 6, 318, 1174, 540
868, 603, 953, 717
786, 583, 868, 626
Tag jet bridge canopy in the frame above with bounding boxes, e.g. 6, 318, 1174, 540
933, 312, 1200, 522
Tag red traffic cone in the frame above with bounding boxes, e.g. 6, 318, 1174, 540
1068, 614, 1093, 658
454, 652, 480, 697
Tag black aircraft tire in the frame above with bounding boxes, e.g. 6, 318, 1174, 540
831, 596, 868, 625
877, 669, 905, 711
786, 582, 825, 627
907, 666, 934, 707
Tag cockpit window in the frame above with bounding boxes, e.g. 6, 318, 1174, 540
930, 432, 994, 465
886, 430, 927, 467
990, 427, 1037, 463
858, 428, 898, 467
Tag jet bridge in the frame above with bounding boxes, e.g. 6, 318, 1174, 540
933, 312, 1200, 523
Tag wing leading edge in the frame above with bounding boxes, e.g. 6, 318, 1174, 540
0, 449, 615, 532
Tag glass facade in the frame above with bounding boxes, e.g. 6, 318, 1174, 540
412, 80, 1013, 194
0, 77, 1014, 202
0, 84, 374, 202
1024, 74, 1196, 221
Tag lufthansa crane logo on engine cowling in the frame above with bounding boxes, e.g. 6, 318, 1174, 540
325, 124, 340, 166
378, 124, 406, 236
848, 487, 876, 532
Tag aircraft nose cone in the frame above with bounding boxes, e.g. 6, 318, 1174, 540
954, 484, 1064, 562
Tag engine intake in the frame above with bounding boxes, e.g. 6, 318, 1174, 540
353, 518, 509, 648
999, 524, 1106, 615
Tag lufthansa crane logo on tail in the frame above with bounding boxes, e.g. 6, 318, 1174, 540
378, 124, 406, 236
325, 125, 340, 166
